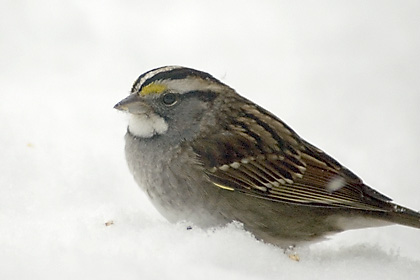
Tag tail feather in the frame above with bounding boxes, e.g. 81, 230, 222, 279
387, 203, 420, 229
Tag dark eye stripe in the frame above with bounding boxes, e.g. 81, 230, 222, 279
182, 91, 217, 102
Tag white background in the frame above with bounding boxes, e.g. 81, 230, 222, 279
1, 0, 419, 279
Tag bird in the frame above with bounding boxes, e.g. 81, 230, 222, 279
114, 66, 420, 248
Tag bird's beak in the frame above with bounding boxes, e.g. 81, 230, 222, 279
114, 94, 150, 114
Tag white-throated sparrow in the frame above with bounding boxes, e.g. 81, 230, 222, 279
114, 66, 420, 247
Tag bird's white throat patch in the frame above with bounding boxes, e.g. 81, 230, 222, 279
128, 113, 168, 138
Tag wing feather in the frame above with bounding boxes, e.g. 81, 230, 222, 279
192, 101, 391, 212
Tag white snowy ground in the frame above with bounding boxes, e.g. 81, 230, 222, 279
1, 1, 420, 279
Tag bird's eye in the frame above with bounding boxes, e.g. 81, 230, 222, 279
162, 93, 177, 106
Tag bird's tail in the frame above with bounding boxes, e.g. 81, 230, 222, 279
387, 203, 420, 229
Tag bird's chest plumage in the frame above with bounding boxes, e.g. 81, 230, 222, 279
124, 132, 230, 226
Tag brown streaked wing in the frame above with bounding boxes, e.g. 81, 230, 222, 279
194, 101, 392, 211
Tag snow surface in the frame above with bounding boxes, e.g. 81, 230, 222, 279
1, 1, 420, 279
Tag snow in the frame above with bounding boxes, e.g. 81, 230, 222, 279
1, 0, 420, 279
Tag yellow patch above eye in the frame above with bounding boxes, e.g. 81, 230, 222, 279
140, 83, 167, 96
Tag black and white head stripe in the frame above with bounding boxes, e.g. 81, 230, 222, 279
131, 66, 227, 95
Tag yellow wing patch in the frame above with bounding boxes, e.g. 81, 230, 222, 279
140, 83, 167, 96
212, 182, 235, 191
